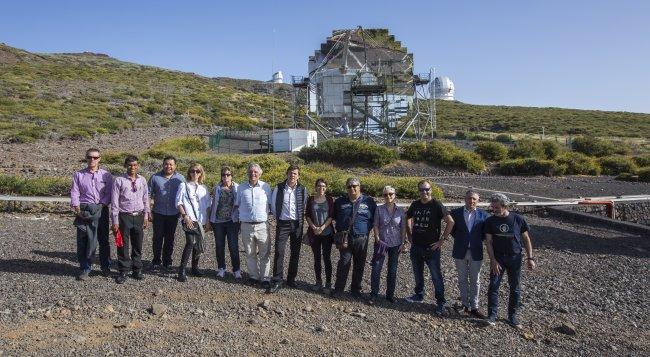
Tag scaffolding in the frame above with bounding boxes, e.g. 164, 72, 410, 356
292, 27, 436, 145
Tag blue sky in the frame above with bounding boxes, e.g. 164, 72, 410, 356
2, 0, 649, 113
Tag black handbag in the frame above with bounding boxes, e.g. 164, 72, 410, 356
181, 183, 205, 253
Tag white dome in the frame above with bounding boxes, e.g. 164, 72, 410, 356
433, 76, 455, 100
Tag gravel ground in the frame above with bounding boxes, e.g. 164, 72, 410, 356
0, 212, 648, 356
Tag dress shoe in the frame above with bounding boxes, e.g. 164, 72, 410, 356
177, 271, 187, 282
286, 280, 297, 288
132, 271, 145, 280
100, 268, 111, 278
329, 289, 343, 299
190, 269, 204, 277
470, 309, 486, 319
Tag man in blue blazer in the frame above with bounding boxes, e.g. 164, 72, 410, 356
450, 190, 489, 318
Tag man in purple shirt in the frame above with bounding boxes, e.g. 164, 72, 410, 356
111, 155, 150, 284
70, 148, 113, 281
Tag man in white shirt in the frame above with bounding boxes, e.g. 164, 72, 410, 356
235, 163, 272, 288
267, 165, 308, 293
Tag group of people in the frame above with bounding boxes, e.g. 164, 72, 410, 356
71, 148, 537, 328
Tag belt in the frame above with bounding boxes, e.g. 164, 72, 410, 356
119, 211, 144, 216
243, 221, 266, 224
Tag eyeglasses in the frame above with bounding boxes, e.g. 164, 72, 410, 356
316, 185, 327, 188
419, 187, 431, 192
383, 192, 395, 197
86, 156, 100, 160
347, 185, 359, 189
190, 170, 201, 174
221, 173, 231, 177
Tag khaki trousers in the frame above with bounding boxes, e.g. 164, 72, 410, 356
240, 222, 271, 281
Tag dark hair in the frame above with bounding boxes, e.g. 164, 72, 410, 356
86, 148, 100, 156
221, 166, 233, 175
163, 155, 176, 164
286, 165, 301, 174
124, 155, 139, 166
314, 178, 327, 187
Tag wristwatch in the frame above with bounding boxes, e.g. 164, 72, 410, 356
527, 257, 535, 261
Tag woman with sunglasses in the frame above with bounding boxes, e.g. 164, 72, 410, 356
209, 166, 241, 279
175, 163, 211, 282
368, 186, 406, 304
304, 178, 335, 292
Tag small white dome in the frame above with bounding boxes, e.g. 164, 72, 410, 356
433, 76, 455, 100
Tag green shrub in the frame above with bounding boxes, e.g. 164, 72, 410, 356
102, 151, 137, 165
638, 167, 650, 182
299, 139, 398, 167
541, 140, 563, 159
495, 134, 513, 143
508, 139, 546, 159
149, 136, 208, 154
474, 141, 508, 161
410, 141, 487, 173
455, 131, 467, 140
598, 156, 638, 175
499, 158, 565, 176
0, 175, 70, 196
632, 155, 650, 167
555, 152, 601, 175
399, 142, 427, 162
571, 136, 616, 157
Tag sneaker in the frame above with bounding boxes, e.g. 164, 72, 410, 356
508, 315, 523, 330
216, 268, 226, 278
406, 294, 424, 303
261, 280, 271, 290
76, 271, 90, 281
233, 270, 242, 279
486, 314, 497, 326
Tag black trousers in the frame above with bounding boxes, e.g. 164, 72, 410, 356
311, 234, 333, 286
117, 213, 145, 273
151, 212, 179, 266
334, 234, 369, 293
180, 229, 202, 271
272, 219, 302, 283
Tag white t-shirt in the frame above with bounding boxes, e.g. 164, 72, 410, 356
176, 182, 211, 225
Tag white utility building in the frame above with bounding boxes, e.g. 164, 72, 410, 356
272, 129, 317, 152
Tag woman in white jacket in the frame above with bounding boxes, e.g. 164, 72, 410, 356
209, 166, 241, 279
175, 163, 211, 282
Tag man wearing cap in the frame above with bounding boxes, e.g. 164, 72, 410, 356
484, 193, 537, 328
330, 177, 377, 299
70, 148, 113, 280
111, 155, 150, 284
148, 155, 185, 271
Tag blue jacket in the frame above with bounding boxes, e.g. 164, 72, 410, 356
450, 207, 488, 261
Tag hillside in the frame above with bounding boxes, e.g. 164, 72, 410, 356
435, 100, 650, 138
1, 43, 649, 143
0, 44, 294, 143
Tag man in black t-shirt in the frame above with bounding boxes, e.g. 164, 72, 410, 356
484, 193, 536, 329
405, 180, 454, 316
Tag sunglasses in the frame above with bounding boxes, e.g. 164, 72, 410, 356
419, 187, 431, 192
221, 173, 231, 177
131, 180, 137, 192
347, 185, 359, 189
383, 192, 395, 197
86, 156, 100, 160
190, 169, 202, 174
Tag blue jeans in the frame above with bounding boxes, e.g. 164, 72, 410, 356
370, 244, 400, 299
410, 244, 446, 306
213, 221, 241, 272
488, 253, 522, 318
